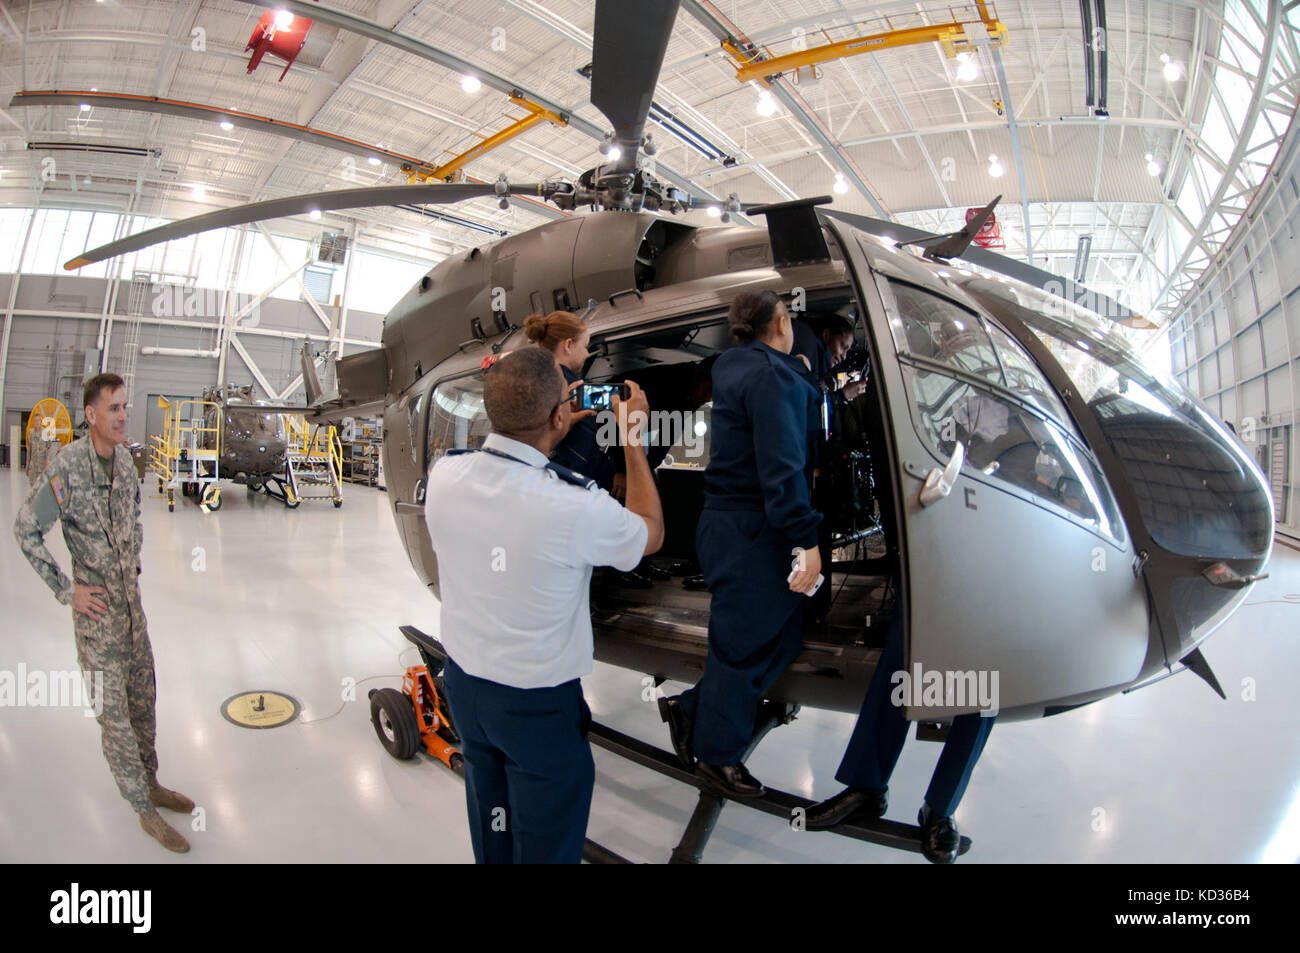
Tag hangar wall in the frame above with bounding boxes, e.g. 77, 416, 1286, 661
1167, 121, 1300, 544
0, 270, 385, 448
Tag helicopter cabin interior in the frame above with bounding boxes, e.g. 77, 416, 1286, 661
423, 283, 902, 669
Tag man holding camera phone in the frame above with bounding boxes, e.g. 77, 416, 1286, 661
425, 348, 663, 863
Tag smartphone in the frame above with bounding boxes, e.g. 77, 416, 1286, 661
573, 383, 631, 411
788, 547, 824, 597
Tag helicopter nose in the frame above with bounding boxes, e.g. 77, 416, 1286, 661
1120, 409, 1274, 659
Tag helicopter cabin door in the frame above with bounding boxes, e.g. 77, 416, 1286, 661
844, 235, 1149, 720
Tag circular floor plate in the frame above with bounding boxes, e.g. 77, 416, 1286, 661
221, 690, 299, 729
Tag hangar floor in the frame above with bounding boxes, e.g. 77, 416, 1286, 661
2, 465, 1297, 864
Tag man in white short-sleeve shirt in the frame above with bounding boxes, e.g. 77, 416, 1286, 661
426, 347, 663, 864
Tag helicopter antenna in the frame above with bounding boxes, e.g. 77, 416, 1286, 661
896, 195, 1002, 262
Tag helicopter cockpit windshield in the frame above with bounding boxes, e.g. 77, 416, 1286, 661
958, 278, 1273, 562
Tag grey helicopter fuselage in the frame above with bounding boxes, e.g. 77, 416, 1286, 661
365, 207, 1274, 723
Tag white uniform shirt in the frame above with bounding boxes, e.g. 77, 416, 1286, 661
425, 433, 648, 689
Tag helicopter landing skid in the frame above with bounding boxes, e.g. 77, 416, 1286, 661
587, 709, 972, 864
395, 625, 969, 864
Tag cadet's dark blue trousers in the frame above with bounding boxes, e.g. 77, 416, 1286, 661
680, 507, 805, 765
442, 656, 594, 864
836, 611, 995, 817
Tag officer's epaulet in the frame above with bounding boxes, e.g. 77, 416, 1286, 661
445, 449, 472, 457
545, 462, 596, 490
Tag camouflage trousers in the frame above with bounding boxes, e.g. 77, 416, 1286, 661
73, 601, 158, 814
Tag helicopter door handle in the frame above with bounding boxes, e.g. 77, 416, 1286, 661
918, 442, 965, 508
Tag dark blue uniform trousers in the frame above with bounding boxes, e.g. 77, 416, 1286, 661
679, 508, 806, 765
836, 611, 995, 817
442, 657, 594, 864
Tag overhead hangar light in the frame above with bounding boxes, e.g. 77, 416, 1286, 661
706, 205, 721, 218
461, 75, 482, 94
988, 154, 1005, 178
1160, 53, 1183, 82
192, 184, 206, 200
756, 90, 777, 117
309, 209, 322, 220
1145, 153, 1162, 177
367, 156, 381, 166
833, 173, 849, 195
219, 120, 234, 131
273, 9, 294, 29
955, 53, 978, 83
79, 103, 90, 111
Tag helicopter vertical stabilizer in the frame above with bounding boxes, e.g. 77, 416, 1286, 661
301, 340, 324, 406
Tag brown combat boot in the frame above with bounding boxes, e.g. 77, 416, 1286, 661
139, 809, 190, 853
149, 782, 195, 813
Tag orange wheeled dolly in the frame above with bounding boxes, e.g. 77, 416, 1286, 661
369, 652, 463, 775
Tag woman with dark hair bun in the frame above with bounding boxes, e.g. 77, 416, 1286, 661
659, 289, 824, 799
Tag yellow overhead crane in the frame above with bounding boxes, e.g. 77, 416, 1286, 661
722, 3, 1008, 86
402, 93, 568, 184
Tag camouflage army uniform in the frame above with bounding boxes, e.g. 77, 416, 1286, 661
13, 436, 158, 814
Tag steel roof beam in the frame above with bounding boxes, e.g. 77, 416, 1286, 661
230, 0, 727, 206
989, 46, 1033, 259
1152, 0, 1281, 311
680, 0, 890, 217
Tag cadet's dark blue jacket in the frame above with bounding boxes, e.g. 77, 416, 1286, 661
704, 339, 823, 550
791, 318, 832, 389
552, 364, 618, 491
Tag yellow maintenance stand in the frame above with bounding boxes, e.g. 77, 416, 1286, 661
282, 414, 343, 508
149, 396, 222, 512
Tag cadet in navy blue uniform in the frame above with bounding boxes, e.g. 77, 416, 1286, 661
791, 313, 867, 403
803, 610, 995, 863
660, 290, 823, 798
425, 348, 664, 863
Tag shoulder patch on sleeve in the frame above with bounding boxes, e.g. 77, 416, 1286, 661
49, 475, 66, 506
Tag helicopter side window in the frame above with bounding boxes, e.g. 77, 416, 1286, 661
982, 320, 1073, 425
880, 279, 1004, 387
900, 365, 1123, 540
882, 278, 1124, 541
426, 374, 490, 469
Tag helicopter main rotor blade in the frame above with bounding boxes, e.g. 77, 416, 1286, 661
590, 0, 682, 172
63, 182, 545, 270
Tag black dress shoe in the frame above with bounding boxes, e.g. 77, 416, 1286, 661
682, 574, 708, 591
642, 562, 672, 581
658, 695, 695, 769
918, 803, 961, 864
804, 786, 888, 830
696, 761, 766, 799
618, 570, 654, 589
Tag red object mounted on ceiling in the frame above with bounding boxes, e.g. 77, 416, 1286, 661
245, 9, 313, 81
966, 206, 1006, 251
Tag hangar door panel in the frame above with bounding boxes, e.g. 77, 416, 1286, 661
860, 260, 1147, 719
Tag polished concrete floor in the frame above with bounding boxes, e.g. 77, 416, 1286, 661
1, 464, 1297, 864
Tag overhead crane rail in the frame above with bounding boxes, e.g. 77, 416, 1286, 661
722, 3, 1008, 86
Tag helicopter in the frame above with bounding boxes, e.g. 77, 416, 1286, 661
197, 384, 297, 507
62, 0, 1274, 859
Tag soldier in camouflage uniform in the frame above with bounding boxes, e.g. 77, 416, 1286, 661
13, 373, 195, 853
25, 433, 57, 488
